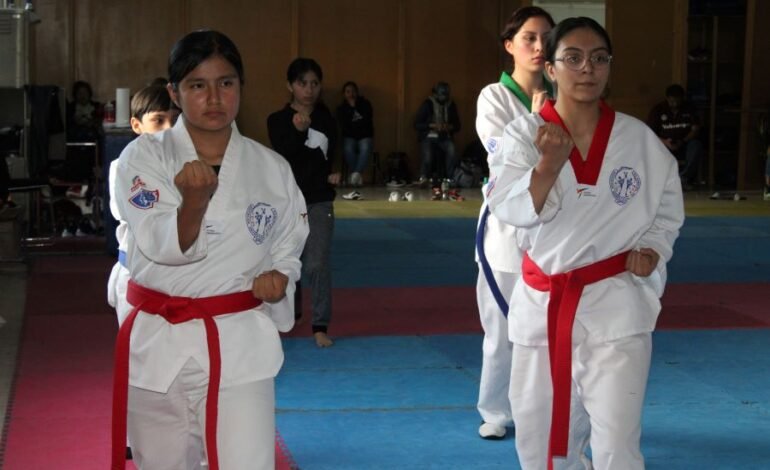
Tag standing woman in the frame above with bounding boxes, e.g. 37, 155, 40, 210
268, 58, 340, 348
336, 81, 374, 186
474, 6, 554, 441
111, 30, 309, 470
487, 17, 684, 469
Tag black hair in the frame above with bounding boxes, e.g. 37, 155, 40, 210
130, 85, 173, 119
287, 58, 323, 83
342, 81, 358, 94
544, 17, 613, 63
71, 80, 93, 100
500, 6, 556, 44
168, 30, 244, 88
665, 84, 685, 98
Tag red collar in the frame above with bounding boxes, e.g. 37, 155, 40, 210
539, 99, 615, 186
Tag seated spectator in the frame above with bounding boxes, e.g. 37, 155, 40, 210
414, 81, 461, 186
66, 80, 103, 142
336, 81, 374, 186
647, 84, 703, 189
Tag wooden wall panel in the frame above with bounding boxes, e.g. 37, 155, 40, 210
71, 0, 186, 103
30, 0, 71, 88
605, 0, 678, 120
186, 0, 293, 142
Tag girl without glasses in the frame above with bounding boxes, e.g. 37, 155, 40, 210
268, 58, 339, 348
111, 30, 308, 470
487, 17, 684, 470
474, 5, 555, 442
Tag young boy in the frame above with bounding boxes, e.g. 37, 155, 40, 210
106, 84, 176, 459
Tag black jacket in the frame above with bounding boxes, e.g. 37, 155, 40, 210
336, 97, 374, 140
414, 98, 460, 142
267, 103, 337, 204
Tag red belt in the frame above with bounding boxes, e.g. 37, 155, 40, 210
521, 251, 628, 470
111, 280, 261, 470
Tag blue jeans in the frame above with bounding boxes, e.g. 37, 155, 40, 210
420, 138, 457, 180
677, 139, 703, 185
294, 201, 334, 332
343, 137, 373, 175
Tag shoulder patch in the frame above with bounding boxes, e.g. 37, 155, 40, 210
129, 188, 160, 209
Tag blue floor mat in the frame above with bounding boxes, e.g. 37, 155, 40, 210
277, 330, 770, 469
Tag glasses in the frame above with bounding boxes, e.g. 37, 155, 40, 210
553, 54, 613, 71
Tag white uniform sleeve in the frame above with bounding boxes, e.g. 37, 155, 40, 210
476, 86, 514, 169
487, 117, 572, 228
113, 138, 207, 265
108, 160, 122, 221
634, 155, 685, 296
262, 163, 309, 332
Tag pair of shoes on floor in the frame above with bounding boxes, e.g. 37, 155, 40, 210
388, 190, 413, 202
341, 190, 363, 200
479, 421, 506, 440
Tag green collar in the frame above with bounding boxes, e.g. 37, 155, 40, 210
499, 71, 553, 111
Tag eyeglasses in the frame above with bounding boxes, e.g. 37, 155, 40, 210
553, 54, 613, 71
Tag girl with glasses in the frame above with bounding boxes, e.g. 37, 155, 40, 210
486, 17, 684, 470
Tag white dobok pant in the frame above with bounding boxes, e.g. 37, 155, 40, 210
127, 358, 275, 470
510, 321, 652, 470
476, 267, 517, 426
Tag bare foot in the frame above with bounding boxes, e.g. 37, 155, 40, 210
314, 331, 334, 348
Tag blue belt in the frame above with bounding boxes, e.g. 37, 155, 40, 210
118, 250, 127, 268
475, 206, 509, 316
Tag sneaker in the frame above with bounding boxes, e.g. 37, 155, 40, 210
479, 422, 506, 440
403, 191, 414, 201
388, 191, 400, 202
341, 190, 363, 201
350, 172, 363, 187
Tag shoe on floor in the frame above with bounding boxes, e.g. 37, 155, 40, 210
341, 190, 363, 200
479, 422, 506, 440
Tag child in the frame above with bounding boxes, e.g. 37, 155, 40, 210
105, 84, 175, 461
107, 85, 175, 321
110, 30, 307, 469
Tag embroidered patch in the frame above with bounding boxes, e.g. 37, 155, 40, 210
245, 203, 277, 245
130, 175, 146, 192
485, 137, 499, 155
609, 166, 641, 206
129, 188, 159, 209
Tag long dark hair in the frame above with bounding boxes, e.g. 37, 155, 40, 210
500, 6, 555, 44
168, 30, 244, 88
286, 57, 323, 83
545, 17, 613, 63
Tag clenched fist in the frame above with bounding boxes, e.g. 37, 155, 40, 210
531, 89, 550, 113
174, 160, 218, 209
292, 112, 312, 132
535, 123, 573, 175
252, 270, 289, 303
626, 248, 660, 277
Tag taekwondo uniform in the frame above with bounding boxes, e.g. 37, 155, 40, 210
487, 100, 684, 470
112, 117, 309, 470
107, 160, 131, 320
474, 72, 533, 433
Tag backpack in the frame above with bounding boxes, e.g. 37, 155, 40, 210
452, 158, 483, 188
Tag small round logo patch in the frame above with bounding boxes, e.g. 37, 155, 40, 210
245, 203, 277, 245
609, 166, 641, 206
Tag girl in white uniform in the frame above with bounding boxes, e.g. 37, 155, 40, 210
487, 18, 684, 470
474, 6, 554, 440
111, 30, 308, 470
